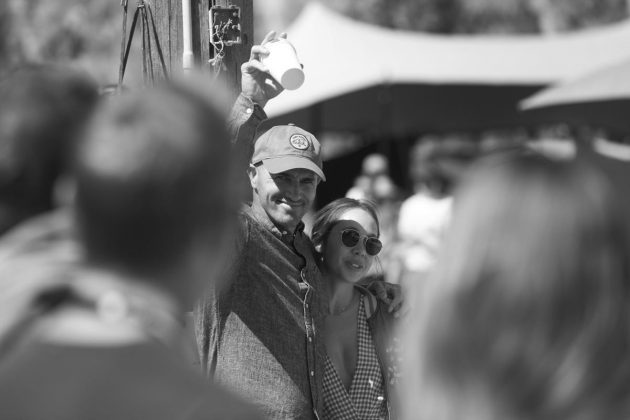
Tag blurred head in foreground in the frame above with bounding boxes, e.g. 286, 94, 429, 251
402, 153, 630, 420
74, 83, 236, 306
0, 64, 99, 235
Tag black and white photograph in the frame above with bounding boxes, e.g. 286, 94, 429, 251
1, 1, 630, 419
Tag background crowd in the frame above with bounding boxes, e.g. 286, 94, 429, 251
1, 1, 630, 420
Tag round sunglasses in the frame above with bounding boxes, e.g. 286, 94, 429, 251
340, 228, 382, 256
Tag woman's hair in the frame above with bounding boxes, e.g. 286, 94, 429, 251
311, 197, 380, 252
402, 153, 630, 420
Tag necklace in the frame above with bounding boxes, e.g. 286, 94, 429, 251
329, 292, 359, 316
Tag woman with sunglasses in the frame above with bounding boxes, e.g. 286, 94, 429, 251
311, 198, 400, 420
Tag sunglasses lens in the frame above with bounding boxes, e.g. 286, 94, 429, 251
341, 229, 360, 247
365, 238, 382, 256
341, 229, 382, 256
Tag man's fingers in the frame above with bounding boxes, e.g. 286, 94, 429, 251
261, 30, 277, 45
264, 77, 283, 92
242, 59, 269, 75
388, 298, 403, 314
249, 45, 270, 61
389, 292, 403, 309
374, 284, 391, 303
250, 31, 286, 61
385, 284, 403, 313
389, 300, 401, 314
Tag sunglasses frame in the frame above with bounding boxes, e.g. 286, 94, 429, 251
339, 228, 382, 256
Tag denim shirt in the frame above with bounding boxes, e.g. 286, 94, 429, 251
195, 204, 325, 419
195, 95, 325, 419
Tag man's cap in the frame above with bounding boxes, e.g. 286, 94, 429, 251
251, 125, 326, 181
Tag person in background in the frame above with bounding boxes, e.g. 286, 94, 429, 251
0, 64, 99, 236
393, 135, 476, 299
346, 153, 397, 202
347, 153, 402, 283
401, 152, 630, 420
346, 174, 371, 201
394, 137, 454, 290
311, 198, 401, 419
0, 83, 262, 420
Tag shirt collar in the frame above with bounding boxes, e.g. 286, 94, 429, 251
247, 202, 305, 239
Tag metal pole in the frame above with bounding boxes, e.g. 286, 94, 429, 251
182, 0, 194, 72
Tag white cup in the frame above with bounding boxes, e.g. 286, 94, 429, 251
262, 39, 305, 90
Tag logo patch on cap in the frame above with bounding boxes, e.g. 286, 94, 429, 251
290, 134, 310, 150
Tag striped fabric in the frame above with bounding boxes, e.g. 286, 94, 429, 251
323, 296, 388, 419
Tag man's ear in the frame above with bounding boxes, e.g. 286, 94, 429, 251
247, 165, 258, 190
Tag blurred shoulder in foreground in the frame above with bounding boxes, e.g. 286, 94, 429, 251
0, 81, 261, 420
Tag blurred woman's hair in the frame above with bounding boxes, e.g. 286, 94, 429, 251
311, 198, 380, 252
402, 153, 630, 420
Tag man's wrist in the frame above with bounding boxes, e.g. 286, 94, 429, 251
240, 93, 267, 110
228, 93, 268, 138
237, 93, 267, 122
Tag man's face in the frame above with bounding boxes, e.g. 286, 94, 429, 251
249, 165, 320, 232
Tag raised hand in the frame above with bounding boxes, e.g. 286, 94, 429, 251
240, 31, 287, 108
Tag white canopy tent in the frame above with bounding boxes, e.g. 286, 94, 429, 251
521, 57, 630, 109
265, 3, 630, 133
518, 57, 630, 131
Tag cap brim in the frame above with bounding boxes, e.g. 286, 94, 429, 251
262, 156, 326, 181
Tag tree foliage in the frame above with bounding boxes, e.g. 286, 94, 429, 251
3, 0, 128, 82
317, 0, 629, 34
1, 0, 628, 82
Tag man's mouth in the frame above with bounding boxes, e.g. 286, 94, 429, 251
277, 200, 303, 208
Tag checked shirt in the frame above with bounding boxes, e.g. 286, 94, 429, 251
323, 296, 388, 419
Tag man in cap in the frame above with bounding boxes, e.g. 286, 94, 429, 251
195, 32, 401, 420
196, 123, 327, 419
248, 124, 326, 232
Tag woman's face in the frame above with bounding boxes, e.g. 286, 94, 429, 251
321, 208, 380, 284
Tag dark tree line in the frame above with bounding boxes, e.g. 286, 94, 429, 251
318, 0, 629, 34
2, 0, 628, 79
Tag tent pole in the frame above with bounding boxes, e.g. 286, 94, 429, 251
182, 0, 193, 72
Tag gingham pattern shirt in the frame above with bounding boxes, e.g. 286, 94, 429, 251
323, 296, 388, 419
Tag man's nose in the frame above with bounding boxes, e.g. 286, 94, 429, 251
285, 180, 300, 199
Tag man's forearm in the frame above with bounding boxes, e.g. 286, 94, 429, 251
227, 94, 267, 201
228, 93, 267, 168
